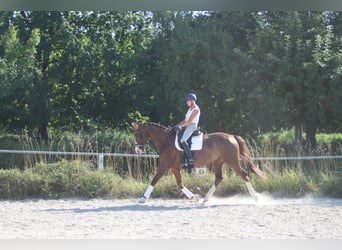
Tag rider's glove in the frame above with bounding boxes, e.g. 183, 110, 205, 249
172, 125, 180, 131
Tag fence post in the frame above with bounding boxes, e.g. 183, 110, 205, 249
98, 153, 104, 170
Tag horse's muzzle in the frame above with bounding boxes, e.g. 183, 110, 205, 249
135, 145, 146, 154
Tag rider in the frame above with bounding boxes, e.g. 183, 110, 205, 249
175, 93, 201, 168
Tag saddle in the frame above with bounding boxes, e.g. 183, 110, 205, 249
175, 128, 203, 151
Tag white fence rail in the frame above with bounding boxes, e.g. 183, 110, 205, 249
0, 149, 341, 170
0, 149, 159, 170
253, 155, 342, 161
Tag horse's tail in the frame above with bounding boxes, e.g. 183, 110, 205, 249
234, 135, 267, 180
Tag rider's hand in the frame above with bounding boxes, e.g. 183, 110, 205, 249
172, 125, 180, 131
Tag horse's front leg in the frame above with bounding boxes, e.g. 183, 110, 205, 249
138, 159, 169, 203
171, 166, 199, 202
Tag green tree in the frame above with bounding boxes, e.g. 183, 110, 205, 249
47, 11, 155, 131
0, 26, 42, 132
7, 11, 67, 140
251, 11, 342, 149
134, 11, 261, 135
2, 11, 154, 136
1, 10, 342, 147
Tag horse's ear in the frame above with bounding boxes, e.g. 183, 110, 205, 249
132, 122, 139, 130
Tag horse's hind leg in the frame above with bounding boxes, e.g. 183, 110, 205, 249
230, 161, 259, 201
171, 166, 199, 201
245, 181, 259, 201
203, 160, 223, 203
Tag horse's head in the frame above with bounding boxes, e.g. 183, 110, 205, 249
132, 122, 150, 154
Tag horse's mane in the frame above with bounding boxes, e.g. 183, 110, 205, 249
142, 122, 171, 133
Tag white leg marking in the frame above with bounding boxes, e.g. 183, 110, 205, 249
203, 184, 216, 203
138, 184, 154, 203
182, 187, 195, 199
245, 182, 259, 201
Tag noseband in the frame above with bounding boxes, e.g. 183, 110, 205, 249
135, 143, 146, 153
134, 127, 147, 153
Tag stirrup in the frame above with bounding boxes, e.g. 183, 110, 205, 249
187, 159, 194, 166
180, 159, 189, 167
186, 160, 194, 174
180, 157, 194, 166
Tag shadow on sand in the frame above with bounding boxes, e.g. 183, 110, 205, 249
38, 195, 342, 214
39, 200, 254, 214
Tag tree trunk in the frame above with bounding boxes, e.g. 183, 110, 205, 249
305, 121, 317, 151
36, 69, 49, 142
294, 124, 303, 154
294, 124, 303, 169
39, 122, 48, 142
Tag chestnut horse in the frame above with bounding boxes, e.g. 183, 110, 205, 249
132, 122, 266, 203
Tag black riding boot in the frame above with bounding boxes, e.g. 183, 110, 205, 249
181, 141, 194, 169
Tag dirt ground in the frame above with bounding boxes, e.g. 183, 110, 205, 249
1, 194, 341, 239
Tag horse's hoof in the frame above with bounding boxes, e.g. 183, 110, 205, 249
253, 193, 260, 201
191, 194, 200, 203
252, 193, 259, 202
138, 197, 147, 203
202, 198, 209, 204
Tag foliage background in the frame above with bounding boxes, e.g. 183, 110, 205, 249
1, 11, 342, 198
1, 11, 341, 147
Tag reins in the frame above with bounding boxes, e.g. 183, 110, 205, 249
137, 122, 175, 150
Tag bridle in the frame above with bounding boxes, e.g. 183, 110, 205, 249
134, 143, 146, 154
134, 128, 147, 154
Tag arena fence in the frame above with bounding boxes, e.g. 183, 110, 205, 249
0, 149, 158, 170
0, 149, 341, 170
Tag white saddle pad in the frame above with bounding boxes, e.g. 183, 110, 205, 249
175, 133, 203, 151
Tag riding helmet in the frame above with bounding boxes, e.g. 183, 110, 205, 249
185, 93, 197, 101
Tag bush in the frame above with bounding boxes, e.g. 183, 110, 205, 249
252, 169, 314, 197
0, 133, 26, 169
257, 129, 342, 156
0, 160, 106, 199
0, 129, 158, 179
0, 160, 152, 199
0, 160, 342, 199
319, 172, 342, 198
0, 128, 341, 199
0, 168, 43, 199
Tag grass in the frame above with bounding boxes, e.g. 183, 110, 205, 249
0, 128, 341, 199
0, 160, 147, 199
0, 129, 158, 180
0, 160, 341, 199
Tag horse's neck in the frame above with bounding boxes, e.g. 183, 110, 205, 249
144, 125, 172, 151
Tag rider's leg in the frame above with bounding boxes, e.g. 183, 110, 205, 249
180, 124, 196, 167
181, 141, 194, 167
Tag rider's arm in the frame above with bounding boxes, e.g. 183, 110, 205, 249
179, 109, 199, 128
